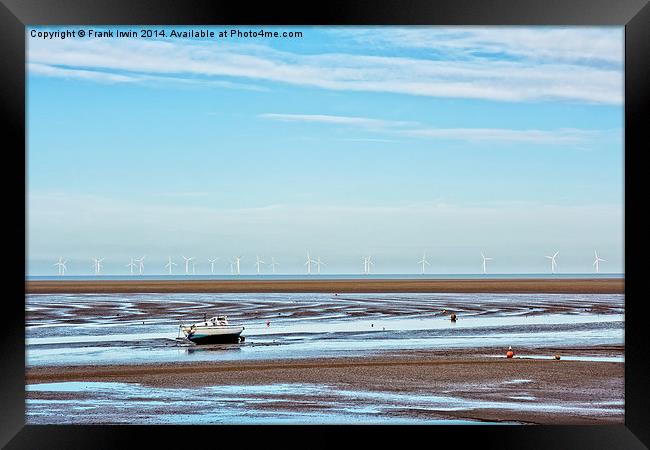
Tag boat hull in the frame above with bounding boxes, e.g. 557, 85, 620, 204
182, 325, 244, 344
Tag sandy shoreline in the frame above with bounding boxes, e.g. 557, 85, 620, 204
25, 278, 624, 294
26, 346, 624, 424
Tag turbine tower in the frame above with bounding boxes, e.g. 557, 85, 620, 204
545, 251, 559, 274
234, 256, 242, 275
126, 258, 137, 275
228, 259, 235, 274
481, 252, 493, 274
363, 255, 374, 274
182, 256, 195, 275
208, 258, 219, 274
315, 256, 325, 274
135, 256, 145, 275
305, 252, 316, 274
92, 257, 104, 275
254, 256, 265, 274
54, 257, 67, 276
165, 256, 177, 275
269, 257, 279, 273
593, 250, 606, 273
418, 252, 430, 274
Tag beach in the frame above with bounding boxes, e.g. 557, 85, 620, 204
25, 277, 624, 294
25, 281, 625, 425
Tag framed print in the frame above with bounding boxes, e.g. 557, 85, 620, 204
2, 0, 648, 448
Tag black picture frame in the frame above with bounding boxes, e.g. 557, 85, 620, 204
2, 0, 648, 448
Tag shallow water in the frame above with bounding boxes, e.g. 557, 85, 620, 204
26, 380, 621, 425
26, 293, 624, 366
23, 380, 574, 425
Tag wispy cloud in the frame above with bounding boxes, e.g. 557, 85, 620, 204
260, 112, 607, 144
332, 27, 623, 66
259, 113, 415, 128
27, 28, 623, 104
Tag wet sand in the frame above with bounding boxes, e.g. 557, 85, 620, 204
25, 278, 624, 295
26, 292, 624, 424
26, 346, 623, 424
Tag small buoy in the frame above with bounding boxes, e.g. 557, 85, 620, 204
450, 314, 457, 322
554, 354, 561, 360
506, 346, 514, 358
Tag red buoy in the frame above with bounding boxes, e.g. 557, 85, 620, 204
506, 346, 514, 358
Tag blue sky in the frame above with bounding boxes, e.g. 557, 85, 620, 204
27, 26, 624, 275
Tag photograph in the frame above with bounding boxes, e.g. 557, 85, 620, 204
22, 24, 628, 427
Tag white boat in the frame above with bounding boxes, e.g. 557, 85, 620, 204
180, 315, 244, 344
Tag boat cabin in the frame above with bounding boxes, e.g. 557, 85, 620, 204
208, 316, 229, 326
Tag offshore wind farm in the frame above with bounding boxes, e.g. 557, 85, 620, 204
34, 249, 619, 278
26, 25, 624, 425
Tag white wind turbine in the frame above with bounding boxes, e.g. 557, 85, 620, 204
234, 256, 242, 275
545, 251, 559, 274
593, 250, 606, 273
135, 256, 145, 275
305, 252, 316, 274
481, 252, 493, 274
182, 256, 195, 275
165, 256, 177, 275
126, 258, 137, 275
92, 257, 104, 275
363, 255, 374, 274
418, 252, 430, 274
254, 256, 265, 274
207, 257, 219, 274
269, 257, 279, 273
54, 257, 67, 276
315, 256, 325, 274
228, 259, 235, 274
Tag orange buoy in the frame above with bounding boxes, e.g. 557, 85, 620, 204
506, 346, 514, 358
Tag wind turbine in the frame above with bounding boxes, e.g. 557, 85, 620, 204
135, 256, 145, 275
315, 256, 325, 274
207, 258, 219, 274
305, 252, 316, 274
234, 256, 242, 275
593, 250, 606, 273
418, 252, 430, 274
92, 257, 104, 275
182, 256, 195, 275
364, 255, 374, 274
165, 256, 177, 275
269, 257, 279, 273
481, 252, 493, 274
228, 259, 235, 274
254, 256, 265, 274
54, 257, 67, 276
126, 258, 137, 275
545, 251, 559, 274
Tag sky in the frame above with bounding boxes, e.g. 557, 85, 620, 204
26, 26, 624, 275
